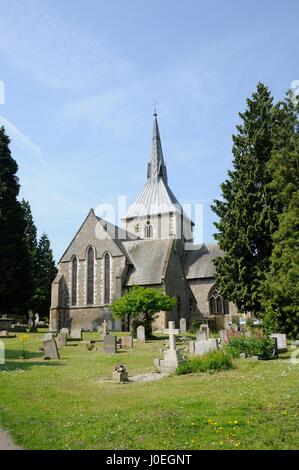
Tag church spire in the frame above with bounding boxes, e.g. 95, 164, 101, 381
147, 112, 168, 183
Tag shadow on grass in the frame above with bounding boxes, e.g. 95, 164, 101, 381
0, 361, 63, 371
4, 350, 44, 360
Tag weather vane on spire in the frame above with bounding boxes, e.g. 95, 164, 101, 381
151, 100, 159, 116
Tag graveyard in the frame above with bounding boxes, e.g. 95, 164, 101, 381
0, 328, 298, 450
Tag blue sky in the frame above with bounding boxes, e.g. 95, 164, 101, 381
0, 0, 298, 261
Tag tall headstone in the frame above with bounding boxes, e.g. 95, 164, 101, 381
219, 330, 228, 344
196, 331, 207, 342
179, 318, 187, 333
60, 328, 69, 337
104, 334, 117, 353
34, 313, 40, 326
154, 321, 184, 373
58, 332, 67, 347
43, 339, 60, 359
137, 325, 145, 343
200, 324, 209, 339
102, 320, 107, 337
44, 332, 54, 341
121, 336, 133, 349
194, 338, 218, 356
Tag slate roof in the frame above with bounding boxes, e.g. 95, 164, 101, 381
184, 243, 224, 279
123, 238, 173, 286
123, 114, 192, 222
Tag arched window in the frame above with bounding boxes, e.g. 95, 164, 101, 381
71, 256, 78, 306
104, 252, 111, 304
86, 247, 94, 305
144, 220, 153, 238
209, 286, 229, 315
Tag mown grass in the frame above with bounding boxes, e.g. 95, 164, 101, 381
0, 331, 298, 450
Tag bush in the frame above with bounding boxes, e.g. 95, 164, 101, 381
176, 350, 233, 375
188, 320, 205, 334
226, 336, 277, 359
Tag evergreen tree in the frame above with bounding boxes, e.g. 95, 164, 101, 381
21, 199, 38, 309
32, 233, 57, 317
212, 83, 276, 314
0, 126, 33, 314
260, 94, 299, 337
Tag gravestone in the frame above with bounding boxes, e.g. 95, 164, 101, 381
101, 320, 107, 337
70, 328, 82, 340
112, 364, 129, 383
121, 336, 133, 349
219, 330, 228, 344
137, 325, 145, 342
270, 333, 287, 353
199, 324, 209, 339
180, 318, 187, 333
44, 332, 54, 341
231, 323, 239, 333
194, 338, 218, 356
0, 330, 16, 338
114, 319, 123, 331
189, 340, 195, 354
43, 338, 59, 359
154, 321, 184, 373
58, 332, 67, 347
60, 328, 69, 337
196, 331, 207, 342
104, 334, 117, 353
34, 313, 40, 326
107, 320, 113, 331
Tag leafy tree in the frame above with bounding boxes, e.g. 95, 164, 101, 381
111, 286, 176, 338
0, 126, 33, 314
260, 94, 299, 337
212, 83, 276, 314
32, 233, 57, 318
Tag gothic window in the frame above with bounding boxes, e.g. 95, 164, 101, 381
86, 247, 94, 305
104, 252, 111, 304
71, 256, 78, 306
209, 286, 229, 315
145, 220, 153, 238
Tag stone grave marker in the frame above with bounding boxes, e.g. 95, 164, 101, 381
104, 334, 117, 353
60, 328, 69, 337
58, 332, 67, 347
112, 364, 129, 383
179, 318, 187, 333
270, 333, 287, 353
194, 338, 218, 356
154, 321, 184, 373
44, 332, 54, 341
121, 336, 133, 349
196, 330, 207, 342
219, 330, 229, 344
70, 328, 82, 340
43, 338, 59, 359
137, 325, 145, 342
200, 324, 209, 339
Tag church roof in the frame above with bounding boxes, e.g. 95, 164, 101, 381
184, 243, 224, 279
123, 114, 192, 222
123, 238, 173, 285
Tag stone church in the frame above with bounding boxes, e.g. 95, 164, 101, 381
50, 113, 238, 332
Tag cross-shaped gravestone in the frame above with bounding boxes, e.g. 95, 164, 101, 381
163, 321, 180, 351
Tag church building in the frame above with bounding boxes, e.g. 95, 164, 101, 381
50, 113, 238, 332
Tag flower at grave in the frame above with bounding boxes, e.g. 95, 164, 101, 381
191, 422, 195, 426
219, 441, 224, 447
233, 420, 239, 425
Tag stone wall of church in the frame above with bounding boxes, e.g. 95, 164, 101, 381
188, 277, 239, 322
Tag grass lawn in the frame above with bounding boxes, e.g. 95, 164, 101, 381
0, 331, 298, 450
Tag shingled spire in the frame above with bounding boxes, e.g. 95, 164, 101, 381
147, 112, 168, 183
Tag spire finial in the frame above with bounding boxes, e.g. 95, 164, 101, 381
151, 100, 159, 116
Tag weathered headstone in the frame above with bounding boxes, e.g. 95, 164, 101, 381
44, 332, 54, 341
58, 332, 67, 347
137, 325, 145, 342
101, 320, 107, 336
219, 330, 228, 344
189, 340, 195, 354
270, 333, 287, 353
34, 313, 40, 326
179, 318, 187, 333
114, 319, 123, 331
231, 323, 239, 333
200, 324, 209, 339
60, 328, 69, 337
70, 328, 82, 340
154, 321, 184, 373
107, 320, 113, 331
121, 336, 133, 349
196, 330, 207, 342
194, 339, 218, 356
112, 364, 129, 383
104, 334, 117, 353
43, 338, 59, 359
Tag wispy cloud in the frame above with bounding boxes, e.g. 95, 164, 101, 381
0, 0, 132, 91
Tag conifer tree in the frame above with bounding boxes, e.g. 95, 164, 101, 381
260, 94, 299, 337
32, 233, 57, 317
212, 83, 276, 314
0, 127, 33, 314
